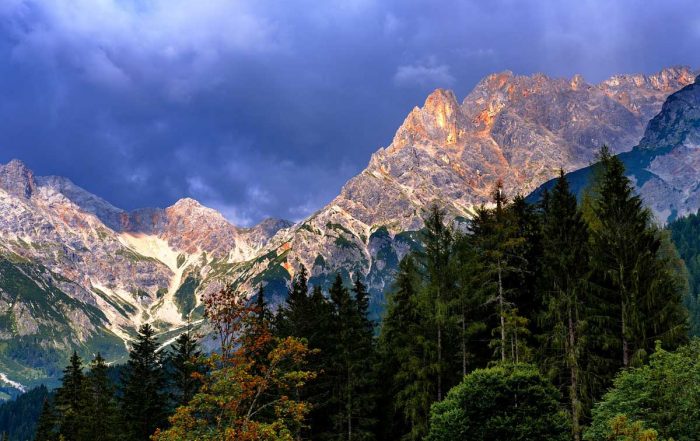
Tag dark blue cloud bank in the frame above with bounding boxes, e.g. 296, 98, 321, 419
0, 0, 697, 225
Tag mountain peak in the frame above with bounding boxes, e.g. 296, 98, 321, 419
171, 197, 204, 209
0, 159, 36, 199
637, 76, 700, 150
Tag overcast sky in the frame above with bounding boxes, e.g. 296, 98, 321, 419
0, 0, 698, 226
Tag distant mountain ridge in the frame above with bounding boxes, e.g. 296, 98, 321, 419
0, 66, 695, 391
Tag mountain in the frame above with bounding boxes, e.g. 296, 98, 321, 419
531, 73, 700, 223
0, 66, 694, 390
250, 66, 696, 305
0, 161, 291, 389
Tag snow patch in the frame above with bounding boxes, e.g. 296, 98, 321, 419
0, 373, 26, 393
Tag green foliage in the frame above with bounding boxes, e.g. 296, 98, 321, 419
120, 324, 168, 441
0, 385, 49, 441
426, 363, 570, 441
173, 277, 199, 318
80, 354, 119, 441
667, 210, 700, 335
539, 171, 593, 440
586, 146, 688, 383
169, 321, 203, 407
586, 340, 700, 441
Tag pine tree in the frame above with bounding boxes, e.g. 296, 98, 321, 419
540, 170, 591, 440
348, 275, 377, 440
378, 256, 434, 441
276, 265, 311, 339
469, 182, 528, 363
170, 320, 202, 408
81, 353, 119, 441
303, 284, 336, 441
53, 352, 86, 441
588, 147, 688, 371
121, 323, 168, 441
34, 397, 56, 441
417, 205, 455, 401
451, 232, 489, 377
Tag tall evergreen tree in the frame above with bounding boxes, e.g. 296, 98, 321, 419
417, 205, 454, 401
121, 323, 168, 441
540, 170, 591, 440
378, 255, 434, 441
170, 320, 202, 408
276, 265, 311, 339
81, 353, 119, 441
34, 397, 56, 441
349, 276, 377, 440
588, 147, 688, 371
470, 182, 528, 363
53, 352, 86, 441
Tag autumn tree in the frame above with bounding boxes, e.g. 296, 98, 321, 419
153, 284, 315, 441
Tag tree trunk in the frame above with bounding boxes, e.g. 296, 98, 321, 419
622, 300, 629, 368
462, 310, 467, 376
437, 325, 442, 401
498, 258, 505, 362
568, 306, 581, 441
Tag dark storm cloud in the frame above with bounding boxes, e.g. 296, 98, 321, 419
0, 0, 697, 225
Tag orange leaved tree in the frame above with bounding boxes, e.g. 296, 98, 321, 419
153, 285, 315, 441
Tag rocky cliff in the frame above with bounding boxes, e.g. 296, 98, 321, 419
533, 73, 700, 223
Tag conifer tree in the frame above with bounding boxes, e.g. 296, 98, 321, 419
81, 353, 119, 441
417, 205, 455, 401
53, 352, 86, 441
378, 256, 434, 441
276, 264, 311, 339
588, 147, 688, 371
349, 275, 377, 440
303, 284, 336, 440
170, 319, 202, 408
34, 398, 56, 441
470, 182, 528, 363
121, 323, 168, 441
540, 170, 591, 440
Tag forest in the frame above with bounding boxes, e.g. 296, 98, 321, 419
3, 147, 699, 441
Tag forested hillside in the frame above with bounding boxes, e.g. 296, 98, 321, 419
2, 147, 691, 441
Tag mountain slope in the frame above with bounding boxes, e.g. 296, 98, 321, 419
252, 67, 696, 305
0, 161, 291, 389
531, 73, 700, 223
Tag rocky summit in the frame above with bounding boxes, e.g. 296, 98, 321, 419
0, 66, 695, 391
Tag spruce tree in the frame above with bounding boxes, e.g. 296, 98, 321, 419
121, 323, 168, 441
304, 284, 336, 440
469, 182, 528, 363
53, 352, 86, 441
170, 320, 202, 407
34, 397, 56, 441
378, 256, 434, 441
276, 264, 311, 338
417, 205, 455, 401
540, 170, 591, 440
349, 276, 377, 440
588, 147, 688, 371
82, 353, 119, 441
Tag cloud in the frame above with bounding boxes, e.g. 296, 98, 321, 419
0, 0, 697, 227
394, 62, 455, 87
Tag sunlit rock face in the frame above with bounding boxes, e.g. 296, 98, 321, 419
260, 66, 696, 304
0, 160, 291, 389
536, 74, 700, 224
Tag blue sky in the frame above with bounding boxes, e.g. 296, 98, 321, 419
0, 0, 698, 226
